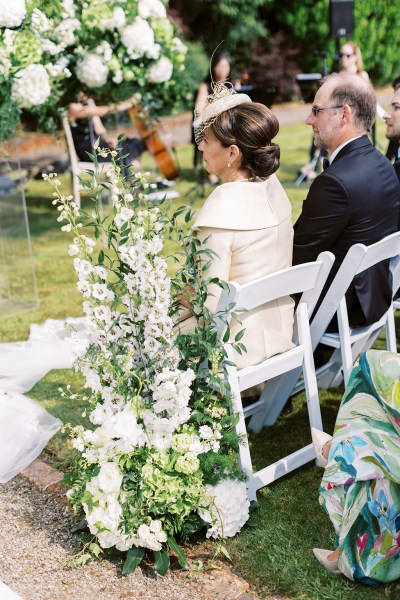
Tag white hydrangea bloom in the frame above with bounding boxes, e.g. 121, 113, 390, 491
31, 9, 50, 33
54, 18, 80, 48
138, 0, 167, 19
11, 64, 51, 108
100, 6, 126, 30
76, 53, 109, 88
0, 0, 26, 28
148, 56, 173, 84
120, 17, 155, 59
198, 480, 250, 538
61, 0, 76, 18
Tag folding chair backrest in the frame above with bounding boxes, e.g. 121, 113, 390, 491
214, 251, 335, 341
310, 231, 400, 351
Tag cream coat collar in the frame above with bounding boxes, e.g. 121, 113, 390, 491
193, 175, 291, 230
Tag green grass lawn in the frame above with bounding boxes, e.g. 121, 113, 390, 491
1, 118, 398, 600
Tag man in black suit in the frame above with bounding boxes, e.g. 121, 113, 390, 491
383, 77, 400, 183
293, 73, 400, 329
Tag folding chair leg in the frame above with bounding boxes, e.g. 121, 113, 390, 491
72, 172, 81, 208
225, 347, 257, 501
385, 307, 397, 352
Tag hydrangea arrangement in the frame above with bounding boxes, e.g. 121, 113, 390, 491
0, 0, 187, 140
45, 148, 250, 574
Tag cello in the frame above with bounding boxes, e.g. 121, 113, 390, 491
128, 106, 179, 180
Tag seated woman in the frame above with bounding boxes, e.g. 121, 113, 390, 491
179, 83, 294, 370
311, 349, 400, 585
68, 94, 145, 170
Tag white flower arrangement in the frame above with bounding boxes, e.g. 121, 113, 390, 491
45, 149, 250, 574
0, 0, 187, 141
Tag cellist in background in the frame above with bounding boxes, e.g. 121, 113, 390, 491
68, 93, 145, 170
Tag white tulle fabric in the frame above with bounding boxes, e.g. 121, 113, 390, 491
0, 317, 88, 483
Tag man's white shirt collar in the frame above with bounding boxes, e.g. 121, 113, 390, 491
329, 135, 363, 164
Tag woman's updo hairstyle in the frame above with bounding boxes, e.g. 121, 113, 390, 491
208, 102, 280, 178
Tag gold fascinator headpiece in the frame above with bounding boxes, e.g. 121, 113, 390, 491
193, 82, 252, 144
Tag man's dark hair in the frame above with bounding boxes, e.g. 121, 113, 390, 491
392, 76, 400, 91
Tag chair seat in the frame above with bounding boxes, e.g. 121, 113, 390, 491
320, 311, 389, 348
237, 345, 304, 391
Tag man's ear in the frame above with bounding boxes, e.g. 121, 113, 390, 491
342, 104, 352, 123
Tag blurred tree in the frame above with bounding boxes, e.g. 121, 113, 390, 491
169, 0, 271, 68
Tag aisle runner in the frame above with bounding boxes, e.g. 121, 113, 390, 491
0, 318, 88, 483
0, 580, 23, 600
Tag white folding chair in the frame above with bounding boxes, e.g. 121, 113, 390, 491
253, 232, 400, 432
62, 116, 112, 208
214, 251, 334, 501
313, 231, 400, 388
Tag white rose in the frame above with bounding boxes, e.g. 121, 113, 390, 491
149, 57, 173, 84
98, 462, 123, 494
0, 0, 25, 28
11, 64, 51, 108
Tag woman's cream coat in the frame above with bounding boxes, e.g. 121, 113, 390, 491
179, 175, 295, 370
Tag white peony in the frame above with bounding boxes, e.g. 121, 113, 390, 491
97, 462, 123, 494
120, 17, 155, 59
11, 64, 51, 108
148, 56, 173, 84
138, 0, 167, 19
76, 53, 109, 88
198, 480, 250, 538
0, 0, 25, 28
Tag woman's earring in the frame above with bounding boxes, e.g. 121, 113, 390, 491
227, 161, 232, 168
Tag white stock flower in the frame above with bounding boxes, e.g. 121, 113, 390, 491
61, 0, 75, 18
120, 17, 155, 59
0, 0, 26, 28
114, 206, 134, 229
11, 64, 51, 108
148, 57, 173, 84
138, 0, 167, 19
198, 480, 250, 539
77, 53, 109, 88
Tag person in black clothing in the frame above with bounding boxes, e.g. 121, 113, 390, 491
383, 77, 400, 184
294, 73, 400, 329
68, 94, 145, 170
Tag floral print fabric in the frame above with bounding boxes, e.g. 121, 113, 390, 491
319, 350, 400, 585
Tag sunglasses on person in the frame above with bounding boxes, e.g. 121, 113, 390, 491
340, 53, 354, 58
311, 105, 344, 117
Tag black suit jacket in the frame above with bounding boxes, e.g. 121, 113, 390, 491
394, 158, 400, 184
293, 135, 400, 328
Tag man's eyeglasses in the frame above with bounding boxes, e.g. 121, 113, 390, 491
340, 53, 354, 58
311, 105, 344, 117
